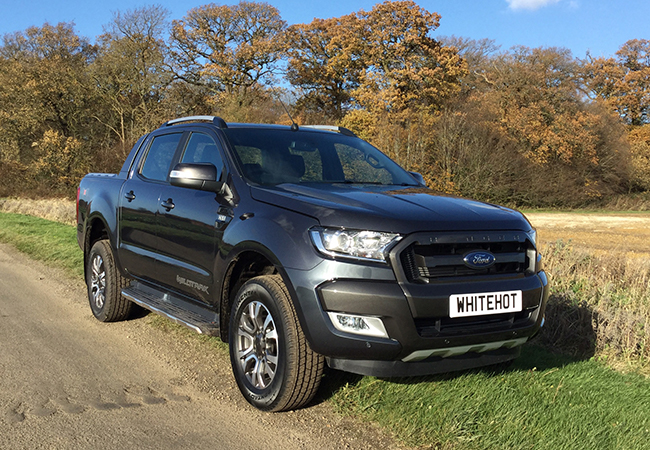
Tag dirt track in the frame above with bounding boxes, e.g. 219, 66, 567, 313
0, 243, 402, 450
526, 212, 650, 255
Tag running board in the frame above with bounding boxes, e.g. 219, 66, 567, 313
122, 282, 219, 336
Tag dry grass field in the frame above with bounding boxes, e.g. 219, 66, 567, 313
525, 212, 650, 370
1, 198, 647, 251
0, 197, 76, 226
528, 212, 650, 257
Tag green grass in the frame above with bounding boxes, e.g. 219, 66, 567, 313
4, 210, 650, 449
328, 347, 650, 449
0, 211, 82, 278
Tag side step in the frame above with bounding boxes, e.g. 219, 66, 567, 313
122, 281, 220, 336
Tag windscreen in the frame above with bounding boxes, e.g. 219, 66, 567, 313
223, 128, 418, 186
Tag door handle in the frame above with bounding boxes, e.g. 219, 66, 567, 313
161, 198, 175, 211
124, 190, 136, 202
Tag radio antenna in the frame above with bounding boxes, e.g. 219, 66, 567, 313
276, 93, 299, 131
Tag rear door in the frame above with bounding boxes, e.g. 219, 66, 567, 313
118, 132, 184, 280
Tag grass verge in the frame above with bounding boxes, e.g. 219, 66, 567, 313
0, 197, 76, 225
329, 347, 650, 449
144, 313, 230, 355
3, 210, 650, 449
0, 212, 82, 278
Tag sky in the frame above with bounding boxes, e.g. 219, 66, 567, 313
0, 0, 647, 59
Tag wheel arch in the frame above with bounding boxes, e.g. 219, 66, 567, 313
83, 215, 113, 280
219, 248, 279, 342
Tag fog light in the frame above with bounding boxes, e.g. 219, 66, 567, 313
327, 312, 388, 338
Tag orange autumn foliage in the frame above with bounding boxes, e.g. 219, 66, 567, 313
583, 39, 650, 126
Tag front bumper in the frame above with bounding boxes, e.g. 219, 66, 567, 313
327, 346, 522, 378
284, 255, 549, 377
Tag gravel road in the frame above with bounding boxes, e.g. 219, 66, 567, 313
0, 243, 403, 450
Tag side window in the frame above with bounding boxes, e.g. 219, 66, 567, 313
234, 145, 263, 183
140, 133, 182, 181
336, 144, 393, 184
181, 133, 224, 175
289, 142, 323, 182
236, 146, 262, 166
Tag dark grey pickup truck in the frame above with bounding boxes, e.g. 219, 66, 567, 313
77, 116, 549, 411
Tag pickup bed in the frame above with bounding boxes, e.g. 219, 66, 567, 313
77, 116, 549, 411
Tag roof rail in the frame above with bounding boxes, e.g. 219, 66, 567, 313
163, 116, 228, 129
301, 125, 357, 137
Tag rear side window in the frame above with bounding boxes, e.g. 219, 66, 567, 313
140, 133, 182, 181
180, 133, 224, 175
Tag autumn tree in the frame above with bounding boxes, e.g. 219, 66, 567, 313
582, 39, 650, 125
91, 5, 172, 159
285, 13, 362, 121
429, 46, 630, 206
287, 1, 465, 174
427, 95, 534, 202
628, 124, 650, 190
352, 1, 465, 116
288, 1, 465, 123
354, 3, 465, 173
0, 22, 95, 195
32, 129, 89, 190
170, 1, 286, 110
486, 46, 593, 166
439, 36, 501, 94
0, 23, 95, 158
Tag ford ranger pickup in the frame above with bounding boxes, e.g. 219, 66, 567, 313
76, 116, 549, 411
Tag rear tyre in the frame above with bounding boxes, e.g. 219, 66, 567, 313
87, 239, 132, 322
229, 275, 324, 412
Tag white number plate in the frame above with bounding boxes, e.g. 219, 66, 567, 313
449, 290, 523, 318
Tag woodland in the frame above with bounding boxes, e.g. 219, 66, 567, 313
0, 0, 648, 208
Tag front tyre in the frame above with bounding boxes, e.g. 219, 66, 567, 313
86, 239, 132, 322
229, 275, 324, 412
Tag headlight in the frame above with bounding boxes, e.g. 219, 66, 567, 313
309, 227, 402, 263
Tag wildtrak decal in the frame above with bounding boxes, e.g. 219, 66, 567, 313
176, 275, 209, 294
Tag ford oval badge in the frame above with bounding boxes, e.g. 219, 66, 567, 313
463, 251, 496, 269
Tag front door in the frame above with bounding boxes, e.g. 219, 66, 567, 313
154, 131, 228, 303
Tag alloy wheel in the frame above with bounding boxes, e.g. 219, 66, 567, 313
235, 300, 279, 389
90, 254, 106, 310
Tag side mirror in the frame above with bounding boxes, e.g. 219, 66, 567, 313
409, 171, 427, 187
170, 163, 224, 193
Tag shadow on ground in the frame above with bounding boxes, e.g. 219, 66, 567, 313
314, 343, 582, 399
